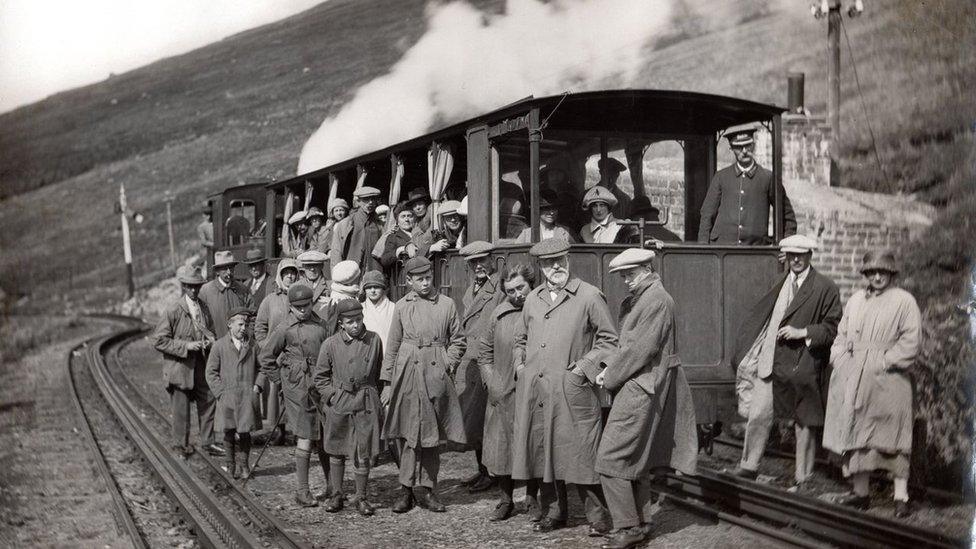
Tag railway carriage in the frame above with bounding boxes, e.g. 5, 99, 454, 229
208, 90, 791, 425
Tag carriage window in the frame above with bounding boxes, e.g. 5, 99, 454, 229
226, 199, 256, 245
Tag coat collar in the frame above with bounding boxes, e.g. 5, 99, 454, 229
494, 300, 522, 319
404, 290, 439, 303
534, 277, 582, 312
735, 162, 759, 178
782, 266, 818, 319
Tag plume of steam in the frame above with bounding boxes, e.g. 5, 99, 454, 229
297, 0, 673, 175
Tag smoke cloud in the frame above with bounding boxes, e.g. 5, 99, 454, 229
297, 0, 673, 175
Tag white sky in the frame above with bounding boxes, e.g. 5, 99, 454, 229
0, 0, 325, 113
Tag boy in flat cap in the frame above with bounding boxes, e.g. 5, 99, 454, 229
205, 306, 262, 479
330, 186, 385, 271
380, 256, 467, 514
698, 127, 797, 245
595, 249, 698, 548
314, 299, 384, 516
733, 235, 841, 486
257, 284, 333, 506
512, 237, 618, 535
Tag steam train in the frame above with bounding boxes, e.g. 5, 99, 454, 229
207, 89, 791, 426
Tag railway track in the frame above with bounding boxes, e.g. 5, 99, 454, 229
71, 316, 310, 549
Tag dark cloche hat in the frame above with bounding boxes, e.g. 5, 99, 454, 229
529, 237, 571, 259
403, 256, 433, 275
362, 270, 387, 289
860, 250, 899, 274
288, 284, 314, 306
405, 188, 432, 205
335, 299, 364, 318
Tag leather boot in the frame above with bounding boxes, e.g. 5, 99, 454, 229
600, 527, 648, 549
238, 434, 251, 480
295, 489, 318, 507
416, 487, 446, 512
392, 485, 414, 514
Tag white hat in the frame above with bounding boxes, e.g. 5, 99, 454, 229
779, 234, 818, 253
297, 250, 328, 265
288, 211, 307, 224
331, 260, 361, 285
582, 186, 618, 209
213, 250, 238, 269
609, 248, 656, 273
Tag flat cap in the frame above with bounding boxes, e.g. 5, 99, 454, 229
288, 211, 307, 224
609, 248, 656, 273
213, 250, 238, 268
288, 283, 314, 306
328, 198, 350, 213
403, 256, 433, 275
439, 200, 463, 217
227, 306, 253, 319
331, 260, 361, 285
406, 188, 431, 205
244, 248, 265, 264
860, 250, 899, 274
306, 207, 325, 219
458, 195, 469, 216
335, 299, 364, 318
779, 234, 818, 254
582, 186, 618, 209
362, 270, 387, 289
529, 237, 571, 259
297, 250, 328, 265
459, 240, 494, 261
353, 186, 381, 198
176, 265, 206, 285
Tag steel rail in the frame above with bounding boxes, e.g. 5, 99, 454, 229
103, 335, 310, 549
67, 332, 148, 549
660, 469, 967, 549
85, 321, 266, 549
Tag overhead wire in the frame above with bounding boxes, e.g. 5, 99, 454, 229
840, 16, 887, 180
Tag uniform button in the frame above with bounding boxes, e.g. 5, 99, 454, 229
541, 343, 546, 348
538, 402, 544, 407
738, 240, 743, 244
740, 207, 744, 211
544, 314, 550, 319
538, 373, 543, 378
740, 189, 745, 194
431, 361, 437, 365
738, 225, 743, 229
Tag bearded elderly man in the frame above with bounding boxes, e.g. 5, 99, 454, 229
199, 250, 253, 341
733, 234, 841, 486
595, 249, 698, 549
330, 186, 385, 272
455, 241, 506, 493
512, 237, 618, 535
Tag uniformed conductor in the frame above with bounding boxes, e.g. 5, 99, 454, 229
698, 127, 797, 245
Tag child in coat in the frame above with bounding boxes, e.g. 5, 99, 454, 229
205, 306, 262, 479
314, 299, 383, 516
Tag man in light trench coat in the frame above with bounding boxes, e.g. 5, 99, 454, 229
512, 237, 618, 535
595, 248, 698, 549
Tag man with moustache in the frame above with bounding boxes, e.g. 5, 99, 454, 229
512, 237, 617, 535
456, 241, 506, 493
595, 249, 698, 548
198, 250, 253, 341
698, 127, 797, 245
244, 249, 271, 309
330, 186, 385, 272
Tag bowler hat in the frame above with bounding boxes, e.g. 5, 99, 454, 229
362, 270, 387, 289
288, 284, 314, 306
860, 250, 899, 274
529, 237, 570, 259
244, 249, 265, 264
176, 265, 206, 285
403, 256, 432, 275
335, 299, 364, 318
213, 250, 238, 269
609, 248, 656, 273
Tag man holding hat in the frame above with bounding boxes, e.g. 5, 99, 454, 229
153, 265, 221, 457
511, 237, 618, 534
282, 210, 310, 258
330, 186, 385, 271
456, 241, 506, 492
199, 250, 253, 340
198, 204, 214, 277
698, 127, 797, 245
379, 203, 417, 270
314, 299, 384, 516
206, 306, 262, 479
732, 234, 841, 486
581, 186, 624, 244
305, 207, 328, 253
594, 249, 698, 548
244, 249, 271, 309
380, 256, 467, 514
257, 283, 333, 507
823, 250, 921, 517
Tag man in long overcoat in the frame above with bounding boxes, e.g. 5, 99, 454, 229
244, 249, 271, 309
456, 241, 506, 492
256, 284, 332, 507
198, 250, 253, 339
732, 235, 841, 485
153, 265, 222, 457
595, 249, 698, 549
330, 186, 384, 272
697, 128, 797, 245
380, 256, 467, 514
512, 237, 618, 534
823, 250, 921, 517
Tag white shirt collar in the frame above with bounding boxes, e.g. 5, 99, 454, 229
789, 267, 811, 288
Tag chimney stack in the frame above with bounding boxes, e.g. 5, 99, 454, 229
787, 72, 805, 114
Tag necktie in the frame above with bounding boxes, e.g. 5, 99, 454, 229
788, 277, 799, 307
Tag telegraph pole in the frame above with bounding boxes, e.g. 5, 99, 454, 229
118, 183, 135, 298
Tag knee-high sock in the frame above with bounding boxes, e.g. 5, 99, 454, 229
354, 470, 369, 500
295, 448, 311, 492
475, 447, 486, 473
315, 442, 331, 492
525, 478, 540, 500
329, 456, 345, 496
893, 477, 909, 502
224, 430, 236, 464
238, 433, 251, 463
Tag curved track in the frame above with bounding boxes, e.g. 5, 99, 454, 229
72, 315, 310, 549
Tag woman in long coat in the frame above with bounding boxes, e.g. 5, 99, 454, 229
823, 250, 921, 516
254, 259, 299, 441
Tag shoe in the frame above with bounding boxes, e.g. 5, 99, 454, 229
468, 474, 494, 493
171, 444, 189, 458
295, 490, 318, 507
181, 444, 196, 457
324, 493, 344, 513
462, 470, 483, 486
730, 467, 758, 481
238, 461, 251, 480
392, 488, 414, 514
357, 499, 375, 516
638, 522, 654, 537
894, 500, 911, 518
416, 489, 446, 512
837, 493, 870, 510
272, 428, 287, 446
523, 496, 543, 522
588, 519, 612, 537
532, 517, 566, 532
488, 500, 514, 522
226, 456, 238, 479
204, 444, 227, 457
600, 526, 648, 549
